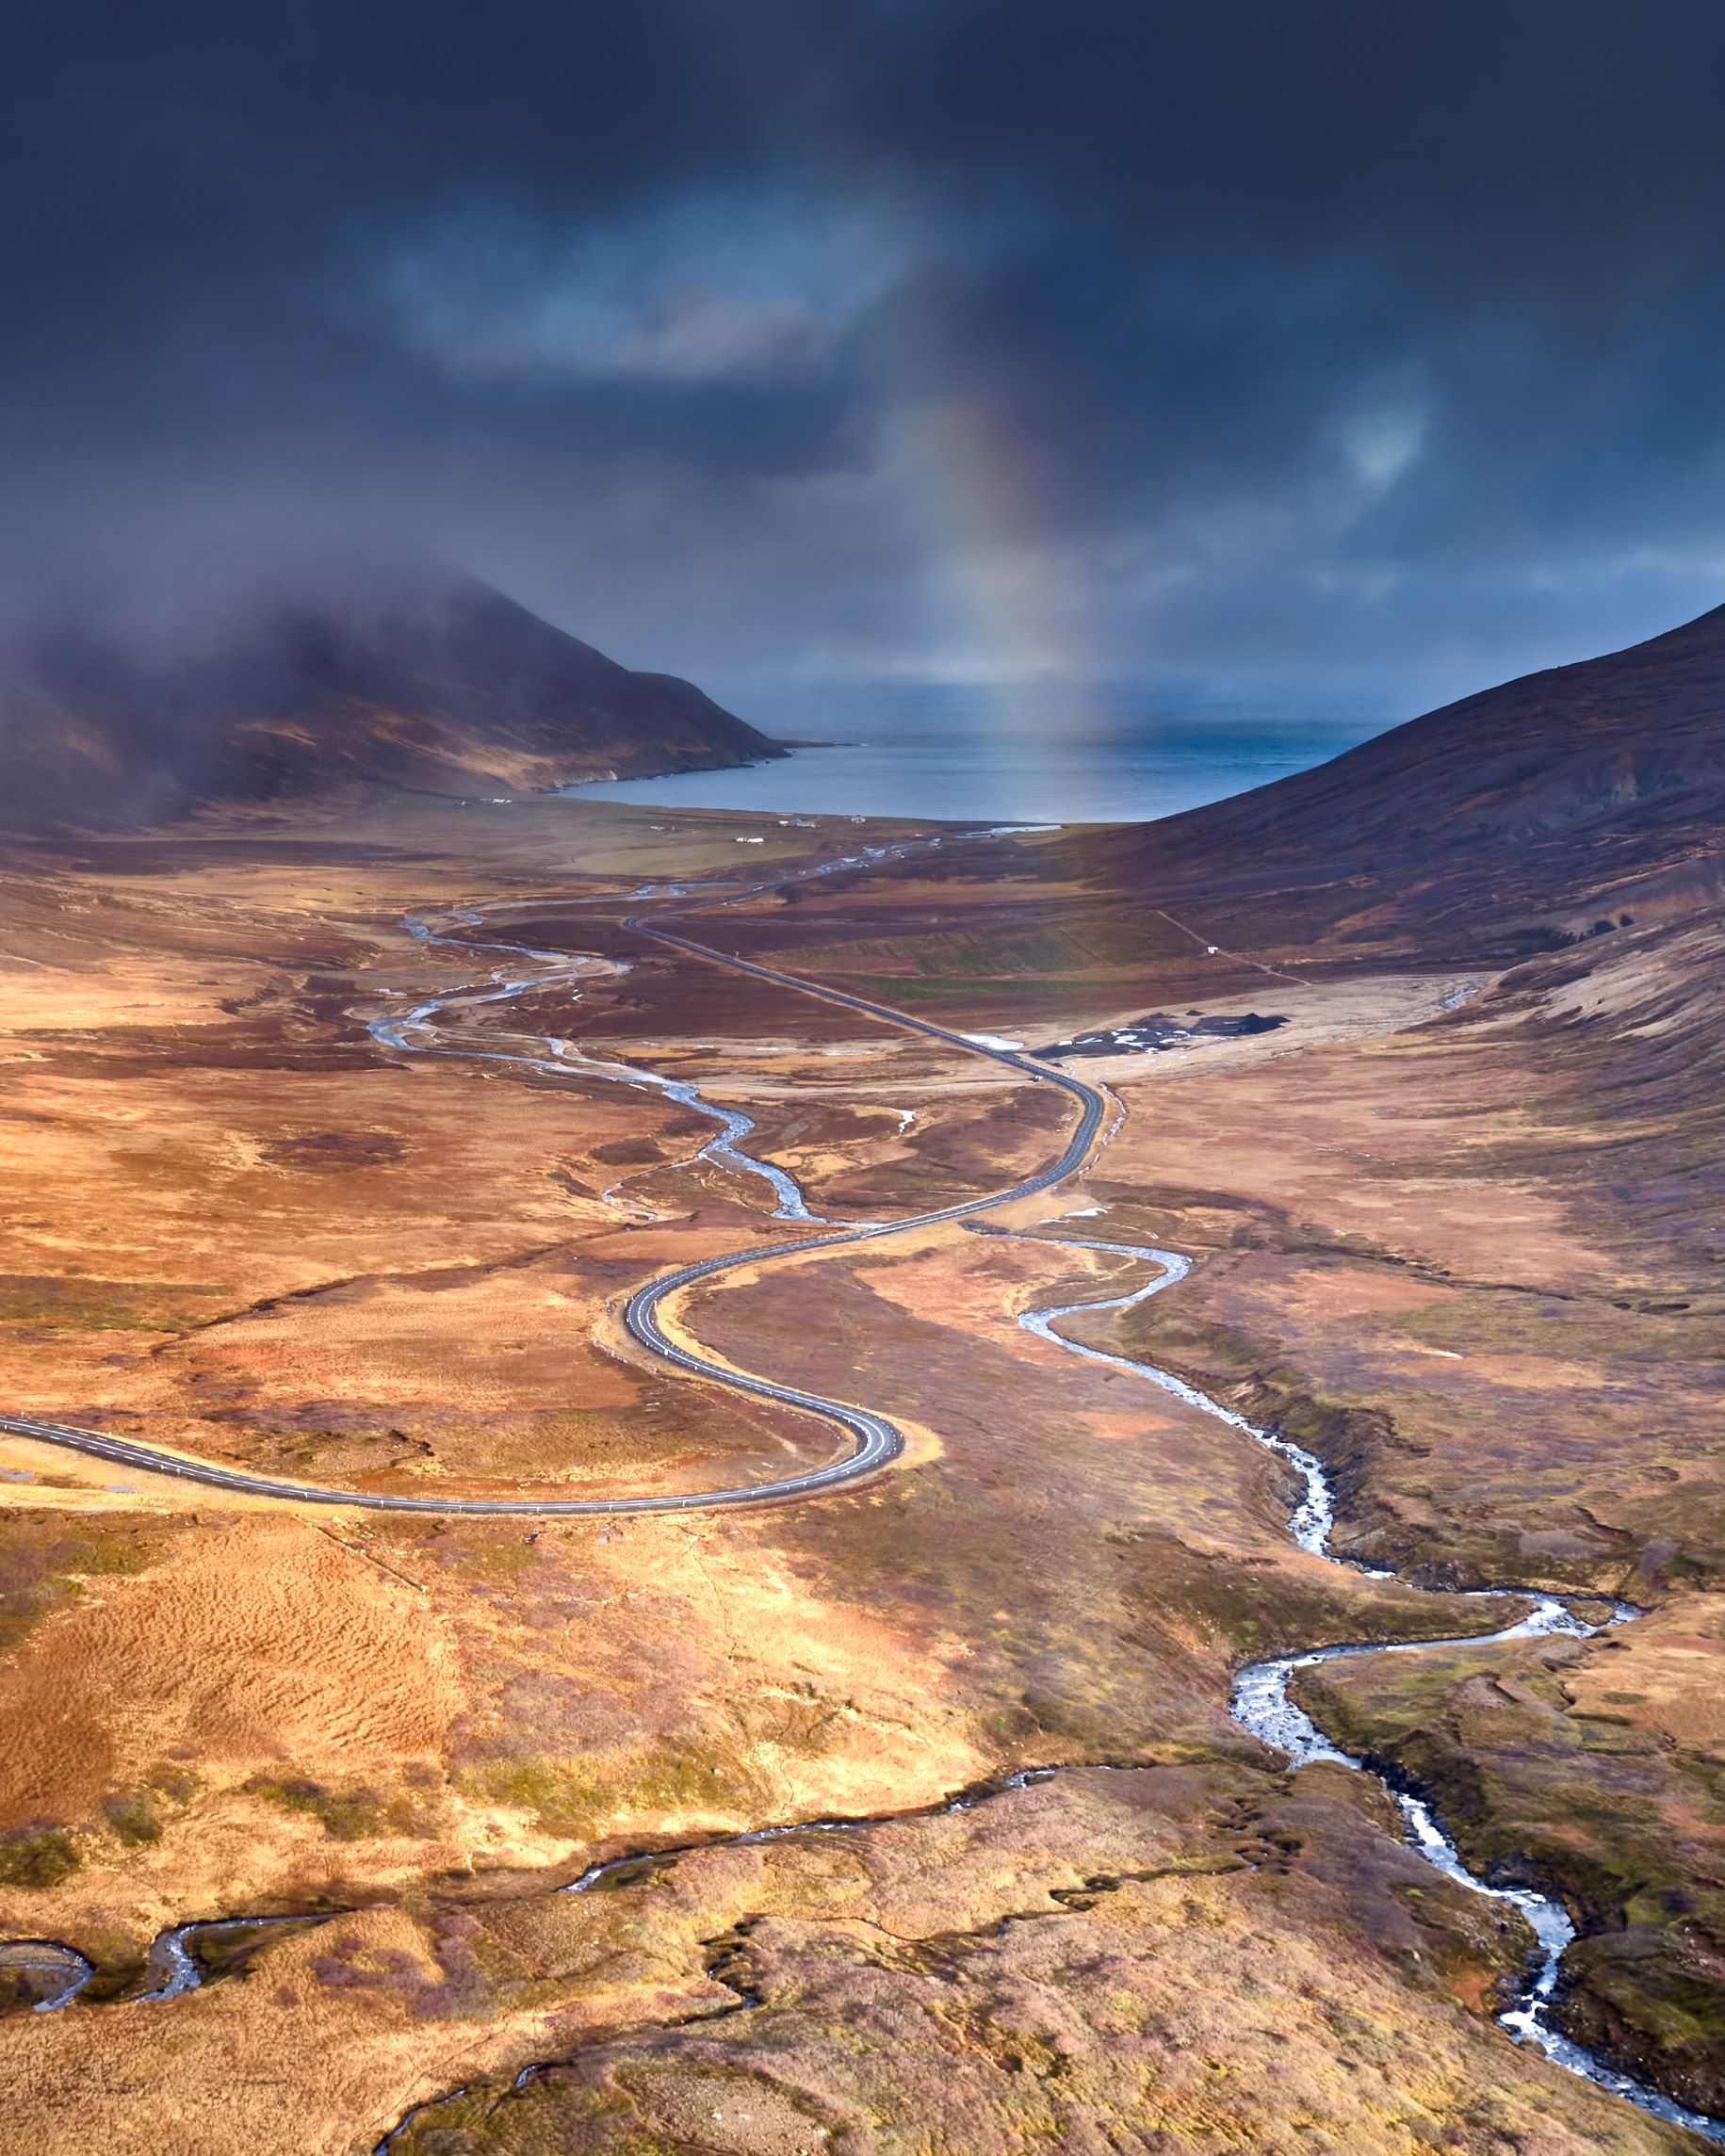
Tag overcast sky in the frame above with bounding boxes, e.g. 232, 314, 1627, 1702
9, 1, 1725, 712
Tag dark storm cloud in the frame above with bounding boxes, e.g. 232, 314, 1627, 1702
8, 0, 1725, 702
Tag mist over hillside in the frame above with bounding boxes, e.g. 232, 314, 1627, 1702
0, 574, 781, 830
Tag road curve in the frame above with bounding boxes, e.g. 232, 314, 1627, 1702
0, 894, 1112, 1516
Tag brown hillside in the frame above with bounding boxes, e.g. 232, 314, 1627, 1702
1059, 602, 1725, 951
0, 575, 779, 832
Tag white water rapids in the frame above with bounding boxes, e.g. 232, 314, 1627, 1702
12, 881, 1721, 2149
301, 906, 1725, 2148
1017, 1228, 1725, 2147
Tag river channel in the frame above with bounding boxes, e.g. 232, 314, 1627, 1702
3, 857, 1720, 2148
365, 883, 1725, 2148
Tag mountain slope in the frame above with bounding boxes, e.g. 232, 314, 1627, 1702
0, 577, 780, 830
1065, 602, 1725, 948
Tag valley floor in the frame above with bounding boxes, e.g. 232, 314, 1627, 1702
0, 791, 1717, 2153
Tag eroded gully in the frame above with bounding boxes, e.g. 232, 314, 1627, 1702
4, 868, 1720, 2147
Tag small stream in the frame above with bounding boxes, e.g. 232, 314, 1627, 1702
370, 836, 944, 1224
376, 1219, 1725, 2150
12, 871, 1722, 2148
11, 1914, 331, 2015
1014, 1226, 1725, 2148
135, 1913, 331, 2003
0, 1939, 92, 2014
372, 910, 827, 1224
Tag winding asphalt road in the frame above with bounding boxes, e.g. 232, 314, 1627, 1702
22, 872, 1725, 2150
0, 896, 1111, 1516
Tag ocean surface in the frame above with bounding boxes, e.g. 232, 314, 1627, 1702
569, 681, 1393, 825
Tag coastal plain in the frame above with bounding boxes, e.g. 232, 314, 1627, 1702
0, 780, 1718, 2153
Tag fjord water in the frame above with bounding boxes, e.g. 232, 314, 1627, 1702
569, 680, 1390, 823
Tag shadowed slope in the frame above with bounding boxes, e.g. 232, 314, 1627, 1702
1059, 601, 1725, 949
0, 575, 780, 831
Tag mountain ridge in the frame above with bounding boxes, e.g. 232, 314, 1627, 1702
1057, 599, 1725, 950
0, 575, 781, 832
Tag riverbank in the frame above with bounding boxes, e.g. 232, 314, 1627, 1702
0, 794, 1717, 2152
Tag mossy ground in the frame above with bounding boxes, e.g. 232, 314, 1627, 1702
1294, 1625, 1725, 2112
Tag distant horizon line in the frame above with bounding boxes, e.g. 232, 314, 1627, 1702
708, 671, 1404, 711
